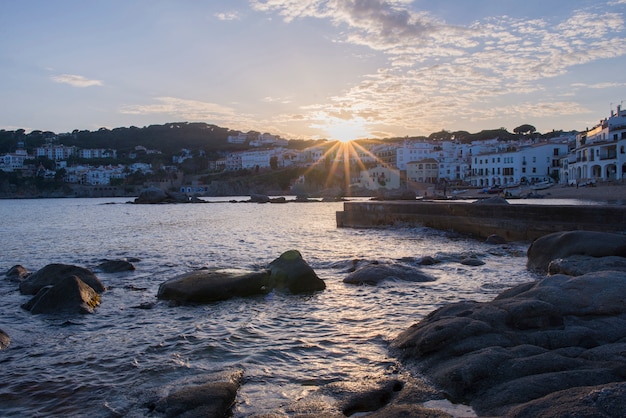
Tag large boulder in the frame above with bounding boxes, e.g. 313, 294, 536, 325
0, 329, 9, 350
134, 186, 168, 204
157, 270, 271, 304
19, 263, 105, 295
154, 370, 242, 418
268, 250, 326, 293
391, 270, 626, 416
527, 230, 626, 273
343, 263, 436, 286
22, 275, 101, 315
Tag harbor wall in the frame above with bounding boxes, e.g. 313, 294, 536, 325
336, 201, 626, 241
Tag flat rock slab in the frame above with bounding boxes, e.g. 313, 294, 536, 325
392, 270, 626, 416
344, 263, 436, 285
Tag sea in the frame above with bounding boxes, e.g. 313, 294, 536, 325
0, 197, 544, 417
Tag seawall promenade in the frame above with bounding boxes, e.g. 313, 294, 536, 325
336, 199, 626, 241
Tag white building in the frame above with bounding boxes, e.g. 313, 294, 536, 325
566, 104, 626, 184
0, 148, 30, 171
227, 132, 248, 144
470, 141, 569, 187
78, 148, 117, 159
359, 164, 401, 190
396, 140, 437, 170
241, 149, 272, 169
35, 144, 75, 160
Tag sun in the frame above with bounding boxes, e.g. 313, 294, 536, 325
324, 117, 371, 143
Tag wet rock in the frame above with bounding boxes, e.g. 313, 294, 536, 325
157, 270, 271, 304
98, 259, 136, 273
153, 369, 242, 418
19, 263, 105, 295
343, 263, 436, 285
527, 230, 626, 273
391, 270, 626, 416
548, 255, 626, 276
249, 193, 270, 203
416, 256, 439, 266
269, 196, 287, 203
133, 186, 168, 204
5, 264, 30, 282
268, 250, 326, 293
0, 328, 9, 350
485, 234, 506, 244
506, 381, 626, 418
23, 275, 101, 315
460, 257, 485, 266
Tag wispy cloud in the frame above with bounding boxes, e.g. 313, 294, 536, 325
215, 11, 241, 21
251, 1, 626, 134
51, 74, 103, 87
120, 96, 241, 122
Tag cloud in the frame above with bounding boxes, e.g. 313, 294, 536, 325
251, 1, 626, 135
215, 11, 241, 21
120, 97, 237, 120
51, 74, 103, 87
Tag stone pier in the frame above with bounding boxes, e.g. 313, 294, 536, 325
336, 200, 626, 241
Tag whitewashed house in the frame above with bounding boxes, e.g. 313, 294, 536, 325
359, 164, 401, 190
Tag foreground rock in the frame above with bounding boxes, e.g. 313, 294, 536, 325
391, 270, 626, 416
0, 329, 9, 350
19, 263, 105, 295
158, 250, 325, 304
527, 230, 626, 273
22, 275, 101, 314
152, 369, 242, 418
268, 250, 326, 292
343, 263, 436, 285
548, 254, 626, 276
157, 270, 271, 303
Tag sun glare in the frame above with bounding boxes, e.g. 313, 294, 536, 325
325, 117, 370, 143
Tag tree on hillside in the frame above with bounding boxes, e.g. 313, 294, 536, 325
514, 124, 537, 135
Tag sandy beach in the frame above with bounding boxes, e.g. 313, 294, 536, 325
454, 181, 626, 204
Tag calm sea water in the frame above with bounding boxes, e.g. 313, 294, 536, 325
0, 197, 536, 417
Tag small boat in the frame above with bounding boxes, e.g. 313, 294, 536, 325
531, 181, 554, 190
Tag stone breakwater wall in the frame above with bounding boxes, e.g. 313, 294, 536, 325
336, 201, 626, 241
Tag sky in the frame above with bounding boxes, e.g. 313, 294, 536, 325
1, 0, 626, 142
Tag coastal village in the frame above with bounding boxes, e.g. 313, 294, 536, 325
1, 105, 625, 197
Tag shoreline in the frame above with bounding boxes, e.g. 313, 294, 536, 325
451, 181, 626, 204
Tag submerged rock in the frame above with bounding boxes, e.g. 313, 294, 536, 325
391, 270, 626, 416
23, 275, 101, 315
5, 264, 30, 282
97, 259, 136, 273
527, 230, 626, 273
0, 329, 9, 350
343, 263, 436, 286
19, 263, 105, 295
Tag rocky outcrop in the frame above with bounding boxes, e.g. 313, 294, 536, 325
97, 259, 136, 273
152, 369, 242, 418
343, 263, 436, 286
548, 254, 626, 276
19, 263, 105, 295
5, 264, 30, 282
0, 329, 9, 350
527, 230, 626, 273
268, 250, 326, 292
133, 186, 169, 204
157, 270, 271, 304
249, 193, 270, 203
391, 270, 626, 416
158, 251, 325, 304
22, 275, 101, 315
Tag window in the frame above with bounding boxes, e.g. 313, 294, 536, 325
532, 156, 536, 163
553, 148, 559, 156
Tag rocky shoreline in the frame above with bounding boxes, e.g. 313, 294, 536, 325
4, 231, 626, 416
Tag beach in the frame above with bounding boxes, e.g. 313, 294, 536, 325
456, 181, 626, 203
